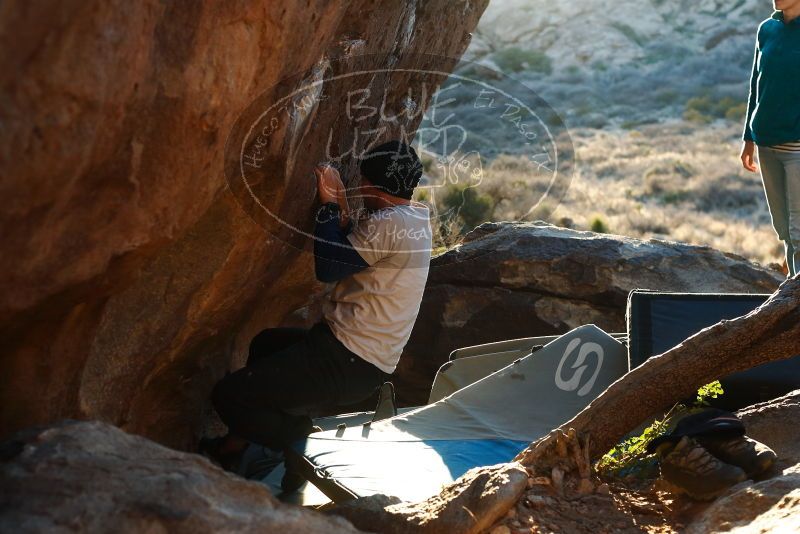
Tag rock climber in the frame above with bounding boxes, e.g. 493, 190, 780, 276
201, 140, 433, 490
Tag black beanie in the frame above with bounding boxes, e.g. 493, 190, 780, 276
359, 140, 423, 200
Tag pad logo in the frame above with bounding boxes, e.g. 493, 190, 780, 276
555, 338, 604, 397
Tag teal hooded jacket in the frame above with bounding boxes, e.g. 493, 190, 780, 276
743, 10, 800, 146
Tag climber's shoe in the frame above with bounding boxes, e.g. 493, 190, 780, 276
696, 434, 777, 479
198, 436, 245, 474
241, 445, 285, 480
656, 436, 747, 500
279, 426, 321, 493
280, 468, 306, 493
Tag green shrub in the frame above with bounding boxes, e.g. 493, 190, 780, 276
661, 190, 691, 205
725, 102, 748, 122
596, 381, 725, 480
684, 108, 712, 124
686, 95, 714, 115
589, 215, 609, 234
458, 64, 501, 81
493, 47, 552, 74
644, 160, 695, 184
644, 161, 694, 202
420, 154, 435, 173
442, 185, 494, 230
573, 102, 595, 118
685, 95, 747, 123
654, 90, 679, 105
695, 381, 725, 406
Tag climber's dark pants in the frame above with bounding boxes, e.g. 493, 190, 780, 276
211, 321, 387, 450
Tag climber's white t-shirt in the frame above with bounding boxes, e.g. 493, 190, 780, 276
323, 202, 432, 374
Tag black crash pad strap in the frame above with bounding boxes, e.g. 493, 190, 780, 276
284, 441, 358, 503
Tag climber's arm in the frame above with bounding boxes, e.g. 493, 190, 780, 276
313, 202, 369, 283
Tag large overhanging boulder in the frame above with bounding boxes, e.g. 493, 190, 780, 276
396, 221, 783, 405
0, 0, 489, 448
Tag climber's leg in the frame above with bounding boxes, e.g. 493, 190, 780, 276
246, 327, 308, 365
204, 327, 310, 461
212, 321, 384, 447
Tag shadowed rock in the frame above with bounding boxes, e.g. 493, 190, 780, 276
0, 420, 364, 534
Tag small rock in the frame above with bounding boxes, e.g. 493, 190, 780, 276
526, 495, 551, 507
577, 478, 595, 495
596, 483, 611, 495
528, 476, 551, 487
490, 525, 511, 534
551, 467, 564, 491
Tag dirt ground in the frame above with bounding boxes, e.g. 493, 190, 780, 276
488, 477, 712, 534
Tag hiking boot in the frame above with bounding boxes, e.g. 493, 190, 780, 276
696, 434, 777, 479
656, 436, 747, 500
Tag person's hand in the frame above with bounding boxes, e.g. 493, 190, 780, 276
741, 141, 757, 173
315, 164, 344, 204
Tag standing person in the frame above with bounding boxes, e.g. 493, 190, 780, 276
202, 140, 432, 489
740, 0, 800, 277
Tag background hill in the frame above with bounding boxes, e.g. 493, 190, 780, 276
466, 0, 763, 129
421, 0, 783, 266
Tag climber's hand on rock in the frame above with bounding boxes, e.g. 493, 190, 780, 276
740, 141, 757, 173
315, 164, 344, 204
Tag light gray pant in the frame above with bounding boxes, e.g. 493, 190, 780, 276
758, 145, 800, 277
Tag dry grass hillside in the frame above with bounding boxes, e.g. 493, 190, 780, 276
418, 121, 781, 267
544, 122, 780, 266
415, 0, 783, 268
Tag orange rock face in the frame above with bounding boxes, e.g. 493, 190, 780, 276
0, 0, 488, 448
